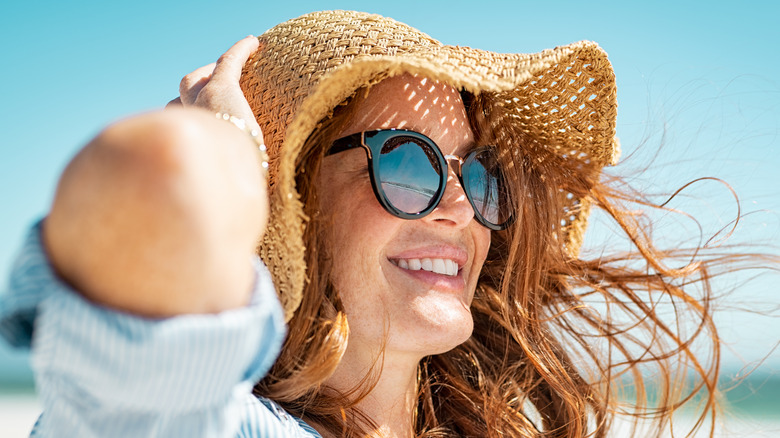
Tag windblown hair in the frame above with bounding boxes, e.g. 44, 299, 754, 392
253, 88, 751, 437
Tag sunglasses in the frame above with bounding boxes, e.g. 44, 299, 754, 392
327, 129, 512, 230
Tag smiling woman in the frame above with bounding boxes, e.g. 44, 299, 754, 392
0, 9, 767, 438
319, 74, 489, 357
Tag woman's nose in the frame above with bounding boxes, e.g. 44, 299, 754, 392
424, 170, 475, 228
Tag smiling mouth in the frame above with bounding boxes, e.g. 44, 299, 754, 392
390, 258, 460, 277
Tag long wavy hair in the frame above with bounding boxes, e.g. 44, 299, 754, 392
253, 86, 755, 437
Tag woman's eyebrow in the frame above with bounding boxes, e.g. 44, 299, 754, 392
453, 139, 479, 156
396, 124, 476, 152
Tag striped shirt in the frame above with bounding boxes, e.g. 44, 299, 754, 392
0, 223, 321, 437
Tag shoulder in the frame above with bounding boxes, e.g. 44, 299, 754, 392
237, 394, 321, 438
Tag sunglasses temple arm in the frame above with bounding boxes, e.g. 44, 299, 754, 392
327, 132, 364, 156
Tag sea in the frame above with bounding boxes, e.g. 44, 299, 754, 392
1, 343, 779, 437
2, 374, 778, 436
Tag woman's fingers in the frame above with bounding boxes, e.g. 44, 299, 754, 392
178, 36, 257, 106
211, 36, 259, 84
192, 37, 261, 132
169, 36, 262, 135
166, 97, 182, 107
179, 63, 216, 105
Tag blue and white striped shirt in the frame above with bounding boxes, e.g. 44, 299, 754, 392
0, 223, 321, 437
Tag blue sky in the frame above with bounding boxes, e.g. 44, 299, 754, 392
1, 1, 778, 380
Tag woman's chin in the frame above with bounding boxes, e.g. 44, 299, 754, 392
394, 299, 474, 355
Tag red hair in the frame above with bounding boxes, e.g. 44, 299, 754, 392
252, 89, 772, 437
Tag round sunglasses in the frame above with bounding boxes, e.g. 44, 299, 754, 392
327, 129, 512, 230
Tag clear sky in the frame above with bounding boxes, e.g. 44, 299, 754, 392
1, 0, 778, 381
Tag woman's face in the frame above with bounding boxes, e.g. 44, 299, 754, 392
318, 74, 491, 360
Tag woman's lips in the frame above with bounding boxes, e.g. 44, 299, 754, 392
387, 245, 470, 291
393, 263, 466, 291
389, 256, 467, 292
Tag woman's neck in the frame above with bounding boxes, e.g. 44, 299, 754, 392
321, 342, 421, 438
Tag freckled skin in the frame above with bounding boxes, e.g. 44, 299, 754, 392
317, 74, 491, 361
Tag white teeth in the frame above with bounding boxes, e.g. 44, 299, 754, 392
432, 258, 446, 275
446, 259, 458, 276
393, 258, 459, 276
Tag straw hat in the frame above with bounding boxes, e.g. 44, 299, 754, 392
240, 10, 619, 321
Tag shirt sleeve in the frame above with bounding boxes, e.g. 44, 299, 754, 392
0, 221, 287, 437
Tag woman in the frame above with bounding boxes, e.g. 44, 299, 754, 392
1, 10, 731, 437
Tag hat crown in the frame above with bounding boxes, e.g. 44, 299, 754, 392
243, 10, 443, 154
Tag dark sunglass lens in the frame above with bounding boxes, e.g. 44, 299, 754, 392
378, 136, 442, 214
464, 149, 509, 226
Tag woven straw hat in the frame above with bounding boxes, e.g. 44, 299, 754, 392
240, 10, 619, 321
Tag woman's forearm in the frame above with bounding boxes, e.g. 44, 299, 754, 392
42, 107, 268, 317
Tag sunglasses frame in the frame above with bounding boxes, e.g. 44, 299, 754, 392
327, 129, 511, 230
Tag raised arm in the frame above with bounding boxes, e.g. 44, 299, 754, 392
0, 37, 292, 438
43, 37, 267, 317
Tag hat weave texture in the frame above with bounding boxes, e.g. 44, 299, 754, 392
240, 10, 619, 321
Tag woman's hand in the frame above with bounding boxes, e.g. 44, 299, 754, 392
169, 35, 263, 140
